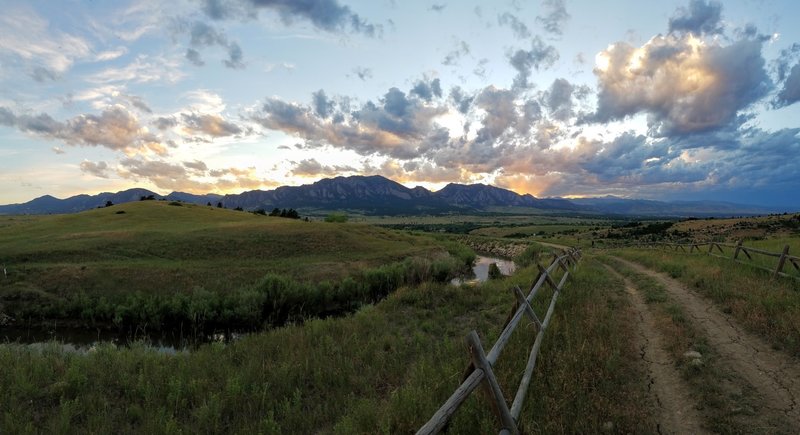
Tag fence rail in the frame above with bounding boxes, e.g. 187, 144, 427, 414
417, 248, 582, 435
606, 241, 799, 280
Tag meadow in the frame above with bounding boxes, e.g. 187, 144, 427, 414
2, 207, 800, 433
0, 201, 473, 331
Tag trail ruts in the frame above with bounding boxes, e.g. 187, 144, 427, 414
611, 256, 800, 428
603, 264, 708, 435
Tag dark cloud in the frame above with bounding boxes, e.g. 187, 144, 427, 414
186, 48, 205, 66
775, 63, 800, 107
498, 12, 531, 39
449, 86, 473, 114
429, 4, 446, 12
592, 35, 770, 135
410, 78, 442, 102
509, 37, 559, 89
536, 0, 570, 35
205, 0, 380, 36
154, 116, 177, 130
544, 78, 574, 121
181, 113, 242, 137
184, 160, 209, 173
668, 0, 723, 35
181, 20, 245, 69
79, 160, 110, 178
224, 42, 244, 69
312, 89, 334, 118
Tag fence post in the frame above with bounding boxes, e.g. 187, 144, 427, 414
465, 331, 519, 435
734, 240, 742, 260
707, 243, 713, 255
775, 245, 790, 278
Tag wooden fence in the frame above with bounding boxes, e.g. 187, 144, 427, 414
416, 248, 582, 435
609, 241, 800, 280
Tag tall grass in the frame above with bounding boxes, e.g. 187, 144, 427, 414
614, 248, 800, 357
0, 257, 656, 434
5, 250, 473, 332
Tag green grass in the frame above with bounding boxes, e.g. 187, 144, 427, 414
0, 202, 474, 330
612, 247, 800, 357
0, 258, 656, 433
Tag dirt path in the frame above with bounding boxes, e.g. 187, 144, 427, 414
603, 264, 709, 435
611, 256, 800, 427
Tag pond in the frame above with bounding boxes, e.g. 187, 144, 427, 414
450, 255, 517, 286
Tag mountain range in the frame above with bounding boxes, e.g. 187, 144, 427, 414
0, 175, 787, 217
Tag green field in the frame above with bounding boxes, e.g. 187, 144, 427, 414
3, 207, 800, 433
0, 202, 473, 331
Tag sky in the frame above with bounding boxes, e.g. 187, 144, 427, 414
1, 0, 799, 207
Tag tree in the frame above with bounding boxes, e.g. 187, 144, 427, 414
269, 208, 281, 216
206, 201, 212, 207
105, 200, 113, 207
217, 202, 223, 208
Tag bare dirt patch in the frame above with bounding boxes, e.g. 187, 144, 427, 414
611, 256, 800, 427
603, 265, 708, 435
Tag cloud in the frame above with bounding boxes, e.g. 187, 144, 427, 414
775, 63, 800, 107
0, 106, 166, 155
0, 8, 92, 81
254, 84, 448, 159
312, 89, 334, 118
94, 47, 128, 62
181, 113, 243, 137
668, 0, 723, 35
289, 158, 356, 176
410, 78, 442, 102
498, 13, 531, 39
186, 48, 205, 66
509, 37, 559, 89
352, 66, 373, 81
591, 34, 770, 135
90, 55, 186, 84
544, 78, 575, 121
203, 0, 380, 37
442, 41, 470, 66
535, 0, 570, 35
80, 160, 110, 178
180, 20, 245, 69
429, 4, 446, 12
224, 42, 245, 68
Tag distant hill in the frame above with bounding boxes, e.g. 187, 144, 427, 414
0, 175, 788, 216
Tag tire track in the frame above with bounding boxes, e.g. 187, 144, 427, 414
610, 256, 800, 426
603, 264, 709, 435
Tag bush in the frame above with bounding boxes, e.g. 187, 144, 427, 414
515, 244, 545, 267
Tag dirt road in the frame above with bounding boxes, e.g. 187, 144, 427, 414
603, 264, 709, 434
610, 256, 800, 428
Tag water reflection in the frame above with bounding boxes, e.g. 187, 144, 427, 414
451, 255, 517, 286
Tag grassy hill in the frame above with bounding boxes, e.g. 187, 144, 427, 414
0, 201, 471, 330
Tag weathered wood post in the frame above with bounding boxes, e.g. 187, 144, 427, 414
734, 240, 743, 260
466, 331, 519, 435
707, 243, 714, 254
775, 245, 790, 278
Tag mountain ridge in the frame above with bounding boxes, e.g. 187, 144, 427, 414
0, 175, 788, 217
